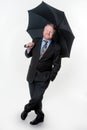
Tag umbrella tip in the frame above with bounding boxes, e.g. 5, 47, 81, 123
42, 1, 45, 3
42, 1, 47, 4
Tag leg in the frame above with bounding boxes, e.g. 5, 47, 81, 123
29, 80, 50, 125
28, 81, 35, 98
21, 81, 35, 120
21, 81, 43, 120
27, 80, 50, 112
34, 101, 42, 115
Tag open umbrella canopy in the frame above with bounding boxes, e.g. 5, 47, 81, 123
27, 1, 75, 57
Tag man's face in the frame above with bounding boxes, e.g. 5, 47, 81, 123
43, 25, 55, 40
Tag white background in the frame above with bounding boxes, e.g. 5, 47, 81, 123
0, 0, 87, 130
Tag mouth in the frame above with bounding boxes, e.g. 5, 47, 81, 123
46, 34, 50, 36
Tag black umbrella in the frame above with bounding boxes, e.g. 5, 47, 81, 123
26, 1, 75, 57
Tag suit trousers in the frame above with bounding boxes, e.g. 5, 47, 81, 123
24, 79, 50, 115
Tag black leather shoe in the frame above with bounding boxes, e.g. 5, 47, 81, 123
30, 114, 44, 125
21, 110, 28, 120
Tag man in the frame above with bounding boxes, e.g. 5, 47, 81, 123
21, 24, 61, 125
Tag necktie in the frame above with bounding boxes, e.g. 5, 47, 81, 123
40, 40, 48, 59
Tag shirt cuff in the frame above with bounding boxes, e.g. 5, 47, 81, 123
27, 49, 30, 54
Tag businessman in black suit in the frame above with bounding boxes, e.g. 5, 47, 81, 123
21, 24, 61, 125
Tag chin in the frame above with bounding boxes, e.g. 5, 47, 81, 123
44, 36, 51, 40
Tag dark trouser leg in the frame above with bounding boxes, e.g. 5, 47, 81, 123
24, 80, 50, 114
24, 81, 42, 113
34, 101, 42, 115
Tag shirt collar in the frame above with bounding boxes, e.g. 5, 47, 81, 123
42, 38, 51, 44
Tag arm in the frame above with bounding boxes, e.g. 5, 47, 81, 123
50, 48, 61, 81
24, 38, 40, 58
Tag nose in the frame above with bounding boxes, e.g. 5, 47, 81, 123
47, 30, 50, 34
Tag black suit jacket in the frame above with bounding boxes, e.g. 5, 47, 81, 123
25, 38, 61, 83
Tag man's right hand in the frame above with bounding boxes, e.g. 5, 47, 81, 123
24, 42, 35, 49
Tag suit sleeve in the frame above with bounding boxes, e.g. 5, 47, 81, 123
25, 49, 33, 58
50, 46, 61, 81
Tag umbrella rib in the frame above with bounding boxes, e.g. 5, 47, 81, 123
45, 3, 64, 26
59, 29, 75, 38
29, 11, 52, 24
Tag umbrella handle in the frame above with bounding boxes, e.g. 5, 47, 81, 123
24, 44, 29, 48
